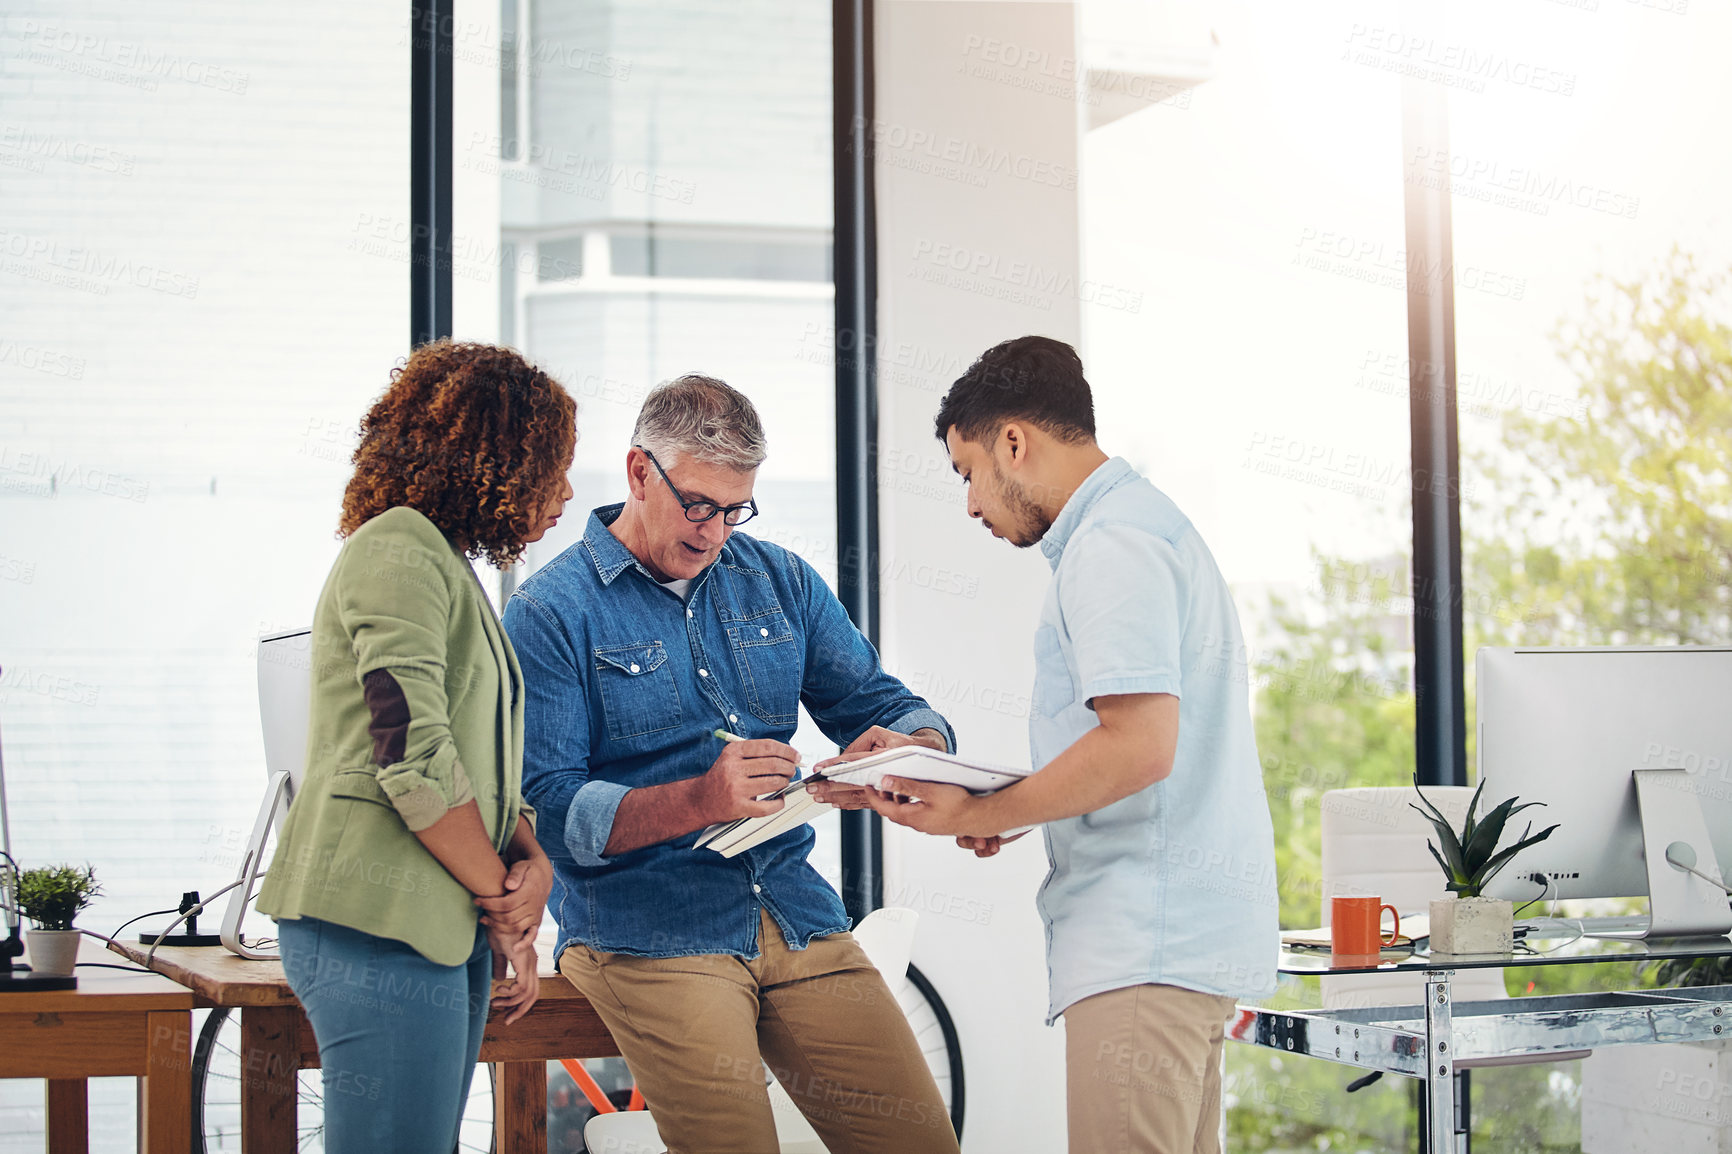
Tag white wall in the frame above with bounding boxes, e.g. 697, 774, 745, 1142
0, 3, 408, 1147
877, 4, 1085, 1148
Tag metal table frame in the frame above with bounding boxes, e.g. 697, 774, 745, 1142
1229, 935, 1732, 1153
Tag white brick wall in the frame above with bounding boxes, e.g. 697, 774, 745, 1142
0, 3, 408, 1146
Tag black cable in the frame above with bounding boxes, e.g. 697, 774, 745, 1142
1513, 873, 1551, 918
77, 961, 150, 973
108, 906, 184, 940
0, 850, 17, 928
144, 878, 244, 967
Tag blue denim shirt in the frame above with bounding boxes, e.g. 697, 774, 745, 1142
503, 505, 955, 963
1031, 459, 1279, 1022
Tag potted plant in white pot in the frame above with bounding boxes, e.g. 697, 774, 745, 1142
1411, 775, 1558, 955
17, 863, 100, 977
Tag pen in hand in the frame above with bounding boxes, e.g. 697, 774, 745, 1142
713, 729, 814, 798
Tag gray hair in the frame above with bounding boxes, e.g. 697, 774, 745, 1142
632, 373, 768, 470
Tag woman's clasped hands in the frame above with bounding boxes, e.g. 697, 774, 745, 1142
476, 851, 553, 1025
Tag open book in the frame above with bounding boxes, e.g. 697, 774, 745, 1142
694, 747, 1032, 858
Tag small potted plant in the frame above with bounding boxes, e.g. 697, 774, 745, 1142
17, 864, 101, 977
1411, 775, 1558, 955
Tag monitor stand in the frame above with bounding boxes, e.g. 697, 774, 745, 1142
1594, 769, 1732, 940
218, 770, 291, 961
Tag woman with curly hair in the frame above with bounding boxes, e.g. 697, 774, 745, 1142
257, 340, 576, 1153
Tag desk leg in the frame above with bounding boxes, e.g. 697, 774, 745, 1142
46, 1079, 88, 1154
141, 1009, 192, 1153
494, 1061, 547, 1154
1423, 972, 1455, 1154
241, 1006, 301, 1154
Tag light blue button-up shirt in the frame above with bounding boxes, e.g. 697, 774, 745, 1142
1031, 458, 1279, 1023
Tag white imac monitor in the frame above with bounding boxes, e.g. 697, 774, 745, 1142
1477, 646, 1732, 937
219, 627, 312, 960
256, 627, 313, 830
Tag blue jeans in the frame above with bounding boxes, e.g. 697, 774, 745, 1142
278, 916, 491, 1154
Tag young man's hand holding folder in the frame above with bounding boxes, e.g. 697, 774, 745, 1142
696, 729, 1031, 858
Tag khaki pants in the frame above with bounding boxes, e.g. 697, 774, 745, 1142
559, 909, 959, 1154
1064, 983, 1238, 1154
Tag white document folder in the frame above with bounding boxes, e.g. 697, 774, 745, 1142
695, 747, 1032, 858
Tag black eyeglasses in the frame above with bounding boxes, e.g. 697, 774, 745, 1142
638, 447, 759, 526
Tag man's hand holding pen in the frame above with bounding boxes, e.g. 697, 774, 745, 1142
699, 737, 801, 821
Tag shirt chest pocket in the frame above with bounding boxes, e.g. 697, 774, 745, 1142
1032, 625, 1076, 718
593, 641, 683, 741
725, 608, 800, 726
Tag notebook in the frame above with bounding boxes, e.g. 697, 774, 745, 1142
695, 747, 1032, 858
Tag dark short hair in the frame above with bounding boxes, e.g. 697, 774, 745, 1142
933, 335, 1096, 446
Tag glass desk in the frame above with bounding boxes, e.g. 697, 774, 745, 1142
1228, 929, 1732, 1153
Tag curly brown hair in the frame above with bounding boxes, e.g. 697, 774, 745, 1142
339, 340, 576, 567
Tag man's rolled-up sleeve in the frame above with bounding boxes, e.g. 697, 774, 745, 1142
885, 708, 956, 753
563, 780, 630, 867
503, 591, 622, 867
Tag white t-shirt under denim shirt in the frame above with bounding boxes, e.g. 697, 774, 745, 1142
1032, 457, 1279, 1024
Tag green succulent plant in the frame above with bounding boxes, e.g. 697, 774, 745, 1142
1410, 775, 1559, 899
16, 863, 101, 931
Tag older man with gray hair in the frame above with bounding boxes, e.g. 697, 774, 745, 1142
503, 374, 960, 1154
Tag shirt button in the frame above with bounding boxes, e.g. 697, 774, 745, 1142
629, 664, 640, 673
760, 627, 769, 637
753, 884, 762, 894
687, 609, 693, 618
728, 714, 738, 724
698, 668, 709, 677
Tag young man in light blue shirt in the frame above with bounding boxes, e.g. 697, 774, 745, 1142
859, 336, 1279, 1153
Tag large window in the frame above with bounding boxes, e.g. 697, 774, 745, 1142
450, 0, 841, 876
0, 3, 408, 1145
1085, 0, 1416, 934
1449, 0, 1732, 657
1443, 5, 1732, 1147
1079, 5, 1421, 1142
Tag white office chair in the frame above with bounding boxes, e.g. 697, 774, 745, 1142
1319, 784, 1590, 1133
1319, 786, 1507, 1010
583, 907, 922, 1154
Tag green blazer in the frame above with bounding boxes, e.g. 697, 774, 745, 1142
256, 506, 532, 965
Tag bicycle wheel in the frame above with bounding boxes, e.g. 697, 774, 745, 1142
191, 1006, 496, 1152
897, 964, 966, 1139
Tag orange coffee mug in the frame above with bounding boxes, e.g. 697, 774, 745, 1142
1331, 896, 1400, 955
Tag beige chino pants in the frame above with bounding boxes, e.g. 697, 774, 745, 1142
1064, 982, 1239, 1154
559, 909, 959, 1154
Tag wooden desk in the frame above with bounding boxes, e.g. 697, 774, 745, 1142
108, 940, 619, 1154
1, 938, 195, 1153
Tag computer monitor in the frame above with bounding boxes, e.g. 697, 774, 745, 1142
1477, 646, 1732, 937
219, 627, 312, 960
256, 627, 312, 831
